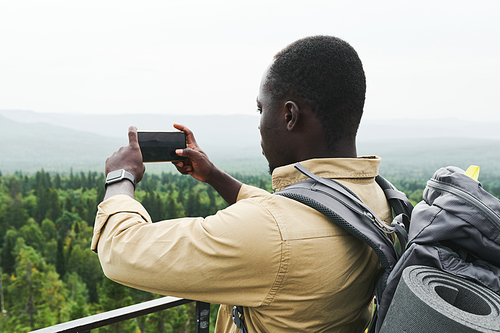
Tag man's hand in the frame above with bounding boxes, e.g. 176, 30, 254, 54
105, 126, 146, 183
172, 123, 216, 183
172, 123, 242, 205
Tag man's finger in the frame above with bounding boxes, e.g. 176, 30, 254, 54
128, 126, 139, 148
173, 123, 197, 146
175, 148, 190, 157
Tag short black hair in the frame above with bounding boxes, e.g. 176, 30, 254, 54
266, 35, 366, 148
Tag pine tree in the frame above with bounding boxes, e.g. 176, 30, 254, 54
19, 218, 45, 254
166, 196, 180, 219
97, 277, 137, 333
65, 272, 90, 320
4, 239, 68, 331
53, 174, 62, 189
41, 218, 57, 242
2, 229, 18, 275
56, 236, 66, 279
0, 178, 29, 247
207, 187, 217, 216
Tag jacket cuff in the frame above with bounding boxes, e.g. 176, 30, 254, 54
91, 195, 152, 253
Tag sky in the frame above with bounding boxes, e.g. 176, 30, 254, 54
0, 0, 499, 121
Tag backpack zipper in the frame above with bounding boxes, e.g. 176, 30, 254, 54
427, 179, 500, 231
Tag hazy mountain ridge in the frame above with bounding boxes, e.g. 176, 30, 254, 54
0, 112, 267, 174
1, 110, 499, 177
3, 109, 500, 141
0, 115, 125, 174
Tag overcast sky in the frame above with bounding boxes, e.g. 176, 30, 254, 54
1, 0, 498, 121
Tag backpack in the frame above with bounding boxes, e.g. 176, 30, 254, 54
377, 166, 500, 332
233, 163, 500, 332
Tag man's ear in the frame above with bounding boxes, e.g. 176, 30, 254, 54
284, 101, 301, 131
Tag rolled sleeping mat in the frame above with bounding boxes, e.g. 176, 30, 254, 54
379, 265, 500, 333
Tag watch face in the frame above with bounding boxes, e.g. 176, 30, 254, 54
105, 170, 135, 188
107, 170, 124, 181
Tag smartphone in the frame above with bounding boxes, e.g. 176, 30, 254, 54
137, 131, 187, 162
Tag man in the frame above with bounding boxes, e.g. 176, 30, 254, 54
92, 35, 392, 332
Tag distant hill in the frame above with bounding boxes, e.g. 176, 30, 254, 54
357, 118, 500, 141
0, 112, 267, 175
3, 110, 500, 141
1, 110, 500, 179
0, 115, 125, 174
358, 137, 500, 180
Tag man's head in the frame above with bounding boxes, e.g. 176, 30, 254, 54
257, 35, 366, 174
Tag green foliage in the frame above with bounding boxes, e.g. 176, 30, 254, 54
3, 239, 68, 331
2, 229, 18, 275
96, 277, 136, 333
0, 169, 272, 332
65, 272, 90, 320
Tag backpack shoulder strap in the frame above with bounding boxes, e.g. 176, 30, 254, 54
276, 162, 401, 272
375, 175, 413, 224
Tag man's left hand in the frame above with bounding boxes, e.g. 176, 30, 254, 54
105, 126, 146, 183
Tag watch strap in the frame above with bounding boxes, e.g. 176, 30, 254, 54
105, 169, 136, 189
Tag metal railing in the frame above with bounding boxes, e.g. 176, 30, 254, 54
30, 297, 210, 333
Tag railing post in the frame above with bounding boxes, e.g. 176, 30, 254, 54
195, 301, 210, 333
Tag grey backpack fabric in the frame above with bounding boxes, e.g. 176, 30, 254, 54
375, 166, 500, 332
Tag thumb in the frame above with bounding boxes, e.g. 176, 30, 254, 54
175, 147, 191, 157
128, 126, 139, 148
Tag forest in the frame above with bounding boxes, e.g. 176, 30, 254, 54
0, 169, 271, 332
0, 167, 499, 332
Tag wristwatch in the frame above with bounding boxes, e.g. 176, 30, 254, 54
105, 169, 136, 189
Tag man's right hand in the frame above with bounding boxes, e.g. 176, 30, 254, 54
172, 123, 242, 205
172, 123, 216, 183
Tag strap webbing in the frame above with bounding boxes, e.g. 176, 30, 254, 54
232, 306, 248, 333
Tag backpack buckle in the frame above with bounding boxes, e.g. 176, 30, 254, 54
232, 306, 248, 332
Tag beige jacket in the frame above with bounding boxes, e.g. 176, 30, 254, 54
92, 157, 392, 332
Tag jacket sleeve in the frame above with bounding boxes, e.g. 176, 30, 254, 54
91, 188, 284, 306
